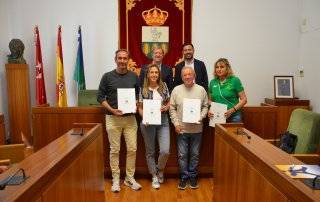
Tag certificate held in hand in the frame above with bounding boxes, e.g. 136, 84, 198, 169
142, 99, 161, 125
209, 102, 227, 127
182, 98, 201, 123
117, 88, 136, 114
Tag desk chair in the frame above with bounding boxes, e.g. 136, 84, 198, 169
268, 109, 320, 164
288, 109, 320, 154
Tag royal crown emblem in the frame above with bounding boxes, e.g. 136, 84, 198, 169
141, 6, 169, 59
142, 7, 169, 26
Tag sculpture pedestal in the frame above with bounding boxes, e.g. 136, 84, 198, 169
5, 63, 31, 143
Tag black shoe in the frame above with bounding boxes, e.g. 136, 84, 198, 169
190, 177, 199, 189
178, 179, 188, 190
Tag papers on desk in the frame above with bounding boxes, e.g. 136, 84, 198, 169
142, 99, 161, 125
182, 98, 201, 123
117, 88, 136, 114
275, 164, 320, 179
209, 102, 227, 127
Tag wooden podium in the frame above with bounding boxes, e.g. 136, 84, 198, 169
214, 124, 320, 201
5, 64, 31, 143
0, 123, 105, 201
263, 98, 310, 136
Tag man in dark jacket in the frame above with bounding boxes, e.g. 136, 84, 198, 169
139, 47, 173, 92
173, 43, 208, 92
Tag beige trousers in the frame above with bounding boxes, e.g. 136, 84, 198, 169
105, 115, 137, 180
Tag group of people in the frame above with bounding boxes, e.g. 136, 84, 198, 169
97, 43, 247, 192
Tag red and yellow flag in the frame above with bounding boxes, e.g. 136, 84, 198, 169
56, 25, 68, 107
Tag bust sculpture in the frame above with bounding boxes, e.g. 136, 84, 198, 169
7, 39, 26, 64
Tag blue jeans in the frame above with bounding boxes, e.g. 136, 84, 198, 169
176, 133, 202, 180
227, 112, 242, 123
140, 113, 170, 175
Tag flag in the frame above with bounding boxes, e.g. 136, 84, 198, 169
56, 25, 68, 107
73, 26, 86, 90
34, 26, 47, 105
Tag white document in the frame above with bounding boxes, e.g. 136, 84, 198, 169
182, 98, 201, 123
209, 102, 227, 127
117, 88, 136, 114
142, 99, 161, 125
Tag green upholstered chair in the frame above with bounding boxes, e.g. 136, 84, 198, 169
287, 109, 320, 154
78, 90, 100, 106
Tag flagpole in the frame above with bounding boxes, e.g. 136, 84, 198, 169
34, 25, 49, 107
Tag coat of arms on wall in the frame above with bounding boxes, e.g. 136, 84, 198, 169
119, 0, 192, 73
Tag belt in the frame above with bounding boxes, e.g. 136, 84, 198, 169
106, 113, 135, 117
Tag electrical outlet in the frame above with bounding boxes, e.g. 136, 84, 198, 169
299, 69, 304, 77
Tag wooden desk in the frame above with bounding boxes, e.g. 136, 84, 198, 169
242, 106, 278, 139
31, 106, 279, 177
264, 98, 310, 136
214, 124, 320, 201
32, 107, 214, 177
0, 123, 105, 202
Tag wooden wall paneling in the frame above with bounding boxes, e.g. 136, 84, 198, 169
199, 119, 215, 172
213, 129, 239, 201
31, 106, 280, 177
0, 114, 5, 144
82, 131, 105, 201
43, 127, 106, 202
237, 155, 287, 201
34, 197, 43, 202
0, 124, 105, 201
32, 107, 215, 177
5, 64, 32, 143
42, 154, 86, 202
32, 107, 105, 150
242, 106, 278, 139
32, 105, 280, 177
264, 98, 310, 136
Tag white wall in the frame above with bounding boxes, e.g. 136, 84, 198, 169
0, 1, 10, 114
6, 0, 118, 107
0, 0, 11, 139
1, 0, 318, 113
297, 0, 320, 112
194, 0, 300, 105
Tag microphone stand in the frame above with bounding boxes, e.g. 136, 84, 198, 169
236, 128, 251, 140
0, 168, 27, 190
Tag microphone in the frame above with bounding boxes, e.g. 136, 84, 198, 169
0, 168, 28, 190
236, 128, 251, 140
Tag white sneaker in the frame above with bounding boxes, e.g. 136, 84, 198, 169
111, 179, 120, 192
157, 171, 164, 183
152, 176, 160, 189
124, 178, 142, 191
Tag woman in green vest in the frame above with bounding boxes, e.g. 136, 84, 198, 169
208, 58, 247, 122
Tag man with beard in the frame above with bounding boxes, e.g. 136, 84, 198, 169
173, 43, 208, 92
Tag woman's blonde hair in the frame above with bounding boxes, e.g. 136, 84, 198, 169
142, 64, 166, 97
213, 58, 234, 79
